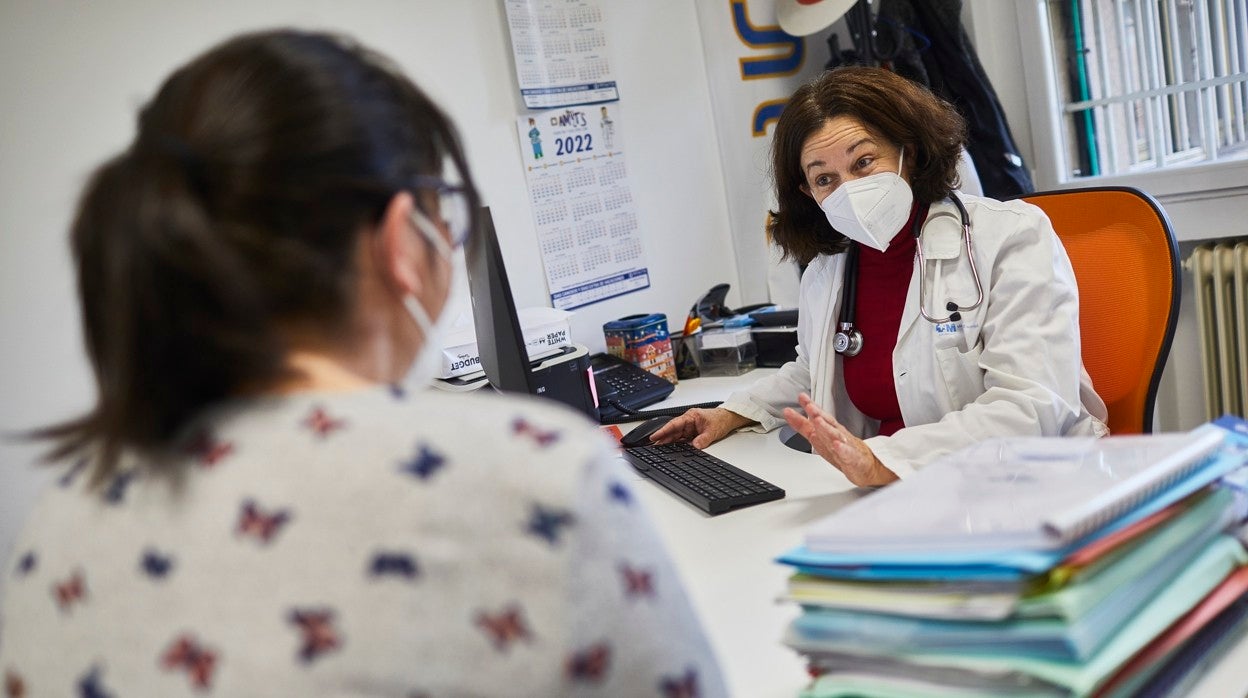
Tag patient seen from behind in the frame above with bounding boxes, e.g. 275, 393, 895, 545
0, 29, 725, 697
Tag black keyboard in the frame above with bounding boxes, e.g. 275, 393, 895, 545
621, 442, 785, 515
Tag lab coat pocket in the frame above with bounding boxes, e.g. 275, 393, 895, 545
935, 341, 985, 410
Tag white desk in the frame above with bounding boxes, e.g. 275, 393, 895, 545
627, 370, 1248, 698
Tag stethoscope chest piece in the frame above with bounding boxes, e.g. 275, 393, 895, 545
834, 244, 863, 357
833, 323, 863, 357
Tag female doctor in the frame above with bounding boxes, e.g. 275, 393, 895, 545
650, 67, 1108, 486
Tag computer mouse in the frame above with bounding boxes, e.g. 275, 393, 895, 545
619, 415, 676, 448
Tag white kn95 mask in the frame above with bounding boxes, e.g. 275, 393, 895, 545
819, 150, 914, 252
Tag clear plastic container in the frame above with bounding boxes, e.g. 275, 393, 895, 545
695, 328, 757, 377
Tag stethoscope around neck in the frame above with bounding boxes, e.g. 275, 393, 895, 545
833, 193, 984, 357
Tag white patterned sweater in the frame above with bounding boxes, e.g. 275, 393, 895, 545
0, 385, 726, 697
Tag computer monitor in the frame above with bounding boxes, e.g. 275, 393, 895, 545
464, 207, 597, 418
464, 207, 536, 395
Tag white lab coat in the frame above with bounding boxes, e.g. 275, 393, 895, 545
722, 193, 1109, 478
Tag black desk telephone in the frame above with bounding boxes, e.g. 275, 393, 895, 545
591, 353, 675, 423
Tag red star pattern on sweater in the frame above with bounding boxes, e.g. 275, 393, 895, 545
511, 418, 560, 447
160, 634, 218, 689
51, 570, 87, 612
235, 500, 291, 545
475, 605, 532, 652
4, 671, 25, 698
620, 563, 655, 600
186, 430, 235, 467
565, 642, 611, 683
289, 609, 341, 663
302, 406, 347, 437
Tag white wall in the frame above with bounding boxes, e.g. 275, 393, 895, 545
0, 1, 739, 580
962, 0, 1035, 169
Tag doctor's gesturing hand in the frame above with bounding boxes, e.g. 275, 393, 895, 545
649, 407, 755, 450
784, 394, 898, 487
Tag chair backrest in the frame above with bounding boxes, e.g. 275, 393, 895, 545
1014, 187, 1180, 434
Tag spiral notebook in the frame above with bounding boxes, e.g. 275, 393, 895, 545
804, 426, 1228, 554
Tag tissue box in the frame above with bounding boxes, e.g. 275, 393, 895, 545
695, 327, 757, 376
437, 307, 572, 379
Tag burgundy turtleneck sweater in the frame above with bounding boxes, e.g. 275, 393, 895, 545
841, 203, 928, 437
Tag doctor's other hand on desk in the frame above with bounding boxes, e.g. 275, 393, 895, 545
656, 66, 1109, 483
649, 406, 754, 450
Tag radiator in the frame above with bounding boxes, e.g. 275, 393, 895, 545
1189, 241, 1248, 419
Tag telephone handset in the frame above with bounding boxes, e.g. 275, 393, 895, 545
590, 353, 722, 425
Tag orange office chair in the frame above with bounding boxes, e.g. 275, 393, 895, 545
1011, 187, 1179, 434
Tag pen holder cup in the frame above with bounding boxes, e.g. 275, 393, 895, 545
694, 328, 757, 377
674, 334, 700, 380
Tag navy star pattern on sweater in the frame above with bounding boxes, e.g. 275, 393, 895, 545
608, 480, 634, 506
398, 443, 445, 481
78, 665, 113, 698
14, 552, 35, 577
367, 552, 419, 580
661, 667, 702, 698
0, 387, 727, 696
525, 504, 575, 546
140, 549, 174, 579
57, 458, 88, 489
103, 471, 137, 505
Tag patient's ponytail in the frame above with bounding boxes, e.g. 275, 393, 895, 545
38, 30, 480, 483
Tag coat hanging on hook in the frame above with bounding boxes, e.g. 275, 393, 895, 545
877, 0, 1035, 198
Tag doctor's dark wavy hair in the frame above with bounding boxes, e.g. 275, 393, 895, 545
769, 67, 966, 265
36, 29, 480, 484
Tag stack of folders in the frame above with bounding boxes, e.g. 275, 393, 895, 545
777, 415, 1248, 698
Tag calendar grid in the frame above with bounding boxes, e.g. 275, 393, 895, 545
515, 103, 648, 310
505, 0, 618, 109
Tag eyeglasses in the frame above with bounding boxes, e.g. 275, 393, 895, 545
411, 175, 472, 252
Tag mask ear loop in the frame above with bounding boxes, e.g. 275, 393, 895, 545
409, 207, 454, 262
403, 295, 434, 342
402, 202, 455, 343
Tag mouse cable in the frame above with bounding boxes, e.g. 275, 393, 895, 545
599, 400, 723, 425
